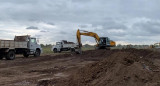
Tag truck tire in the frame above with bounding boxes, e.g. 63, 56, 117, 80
34, 50, 40, 57
58, 50, 61, 53
71, 48, 75, 52
23, 53, 29, 57
106, 47, 111, 50
0, 55, 4, 60
53, 49, 57, 53
95, 47, 99, 50
5, 51, 15, 60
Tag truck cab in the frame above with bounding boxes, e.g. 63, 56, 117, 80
26, 37, 42, 57
52, 42, 62, 52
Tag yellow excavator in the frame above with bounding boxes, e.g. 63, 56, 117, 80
150, 42, 160, 52
76, 29, 116, 49
150, 43, 160, 49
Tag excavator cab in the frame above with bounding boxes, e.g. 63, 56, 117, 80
98, 37, 111, 49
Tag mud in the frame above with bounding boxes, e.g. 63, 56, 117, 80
0, 49, 160, 86
65, 49, 160, 86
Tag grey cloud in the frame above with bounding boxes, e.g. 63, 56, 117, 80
26, 26, 39, 30
0, 0, 160, 44
78, 25, 88, 28
59, 31, 67, 34
47, 22, 55, 26
111, 31, 127, 37
131, 20, 160, 36
0, 30, 6, 32
71, 0, 92, 3
92, 18, 127, 30
0, 0, 159, 23
40, 30, 49, 32
102, 23, 127, 30
0, 0, 38, 4
35, 35, 42, 37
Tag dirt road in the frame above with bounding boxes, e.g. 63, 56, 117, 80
0, 50, 108, 86
0, 49, 160, 86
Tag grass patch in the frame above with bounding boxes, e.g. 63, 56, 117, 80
41, 44, 95, 55
42, 46, 53, 54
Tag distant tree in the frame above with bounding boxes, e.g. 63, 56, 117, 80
40, 44, 45, 47
117, 44, 122, 47
45, 44, 52, 47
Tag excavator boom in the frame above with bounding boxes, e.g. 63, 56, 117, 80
77, 29, 100, 47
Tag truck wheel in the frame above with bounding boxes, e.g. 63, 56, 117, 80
5, 51, 15, 60
0, 55, 4, 60
95, 47, 99, 50
34, 50, 40, 57
106, 47, 111, 50
71, 48, 75, 52
54, 49, 57, 53
23, 53, 29, 57
58, 50, 61, 53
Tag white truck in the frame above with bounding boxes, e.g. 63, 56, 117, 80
0, 35, 42, 60
52, 40, 78, 53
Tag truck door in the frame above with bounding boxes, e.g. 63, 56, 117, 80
29, 38, 37, 51
56, 42, 62, 51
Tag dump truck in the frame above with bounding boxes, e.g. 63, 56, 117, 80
0, 35, 42, 60
52, 40, 78, 53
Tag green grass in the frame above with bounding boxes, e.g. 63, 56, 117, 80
42, 47, 53, 54
41, 45, 95, 55
82, 47, 95, 51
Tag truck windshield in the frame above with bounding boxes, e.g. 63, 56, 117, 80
31, 38, 36, 43
155, 44, 160, 47
56, 42, 61, 45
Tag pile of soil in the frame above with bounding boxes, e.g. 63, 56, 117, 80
37, 49, 160, 86
75, 49, 118, 61
64, 49, 160, 86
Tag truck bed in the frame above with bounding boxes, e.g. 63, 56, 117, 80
0, 40, 27, 49
62, 44, 77, 48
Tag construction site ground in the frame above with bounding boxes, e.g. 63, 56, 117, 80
0, 49, 160, 86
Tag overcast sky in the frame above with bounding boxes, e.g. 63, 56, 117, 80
0, 0, 160, 45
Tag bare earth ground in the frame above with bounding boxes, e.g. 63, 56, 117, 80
0, 50, 104, 86
0, 49, 160, 86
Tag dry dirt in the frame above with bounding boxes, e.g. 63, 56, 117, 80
0, 49, 160, 86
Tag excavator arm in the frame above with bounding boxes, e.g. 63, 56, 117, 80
77, 29, 100, 48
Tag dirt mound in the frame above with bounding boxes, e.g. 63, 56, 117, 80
37, 79, 54, 86
121, 48, 160, 58
75, 49, 119, 61
64, 49, 160, 86
36, 49, 160, 86
76, 48, 160, 59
